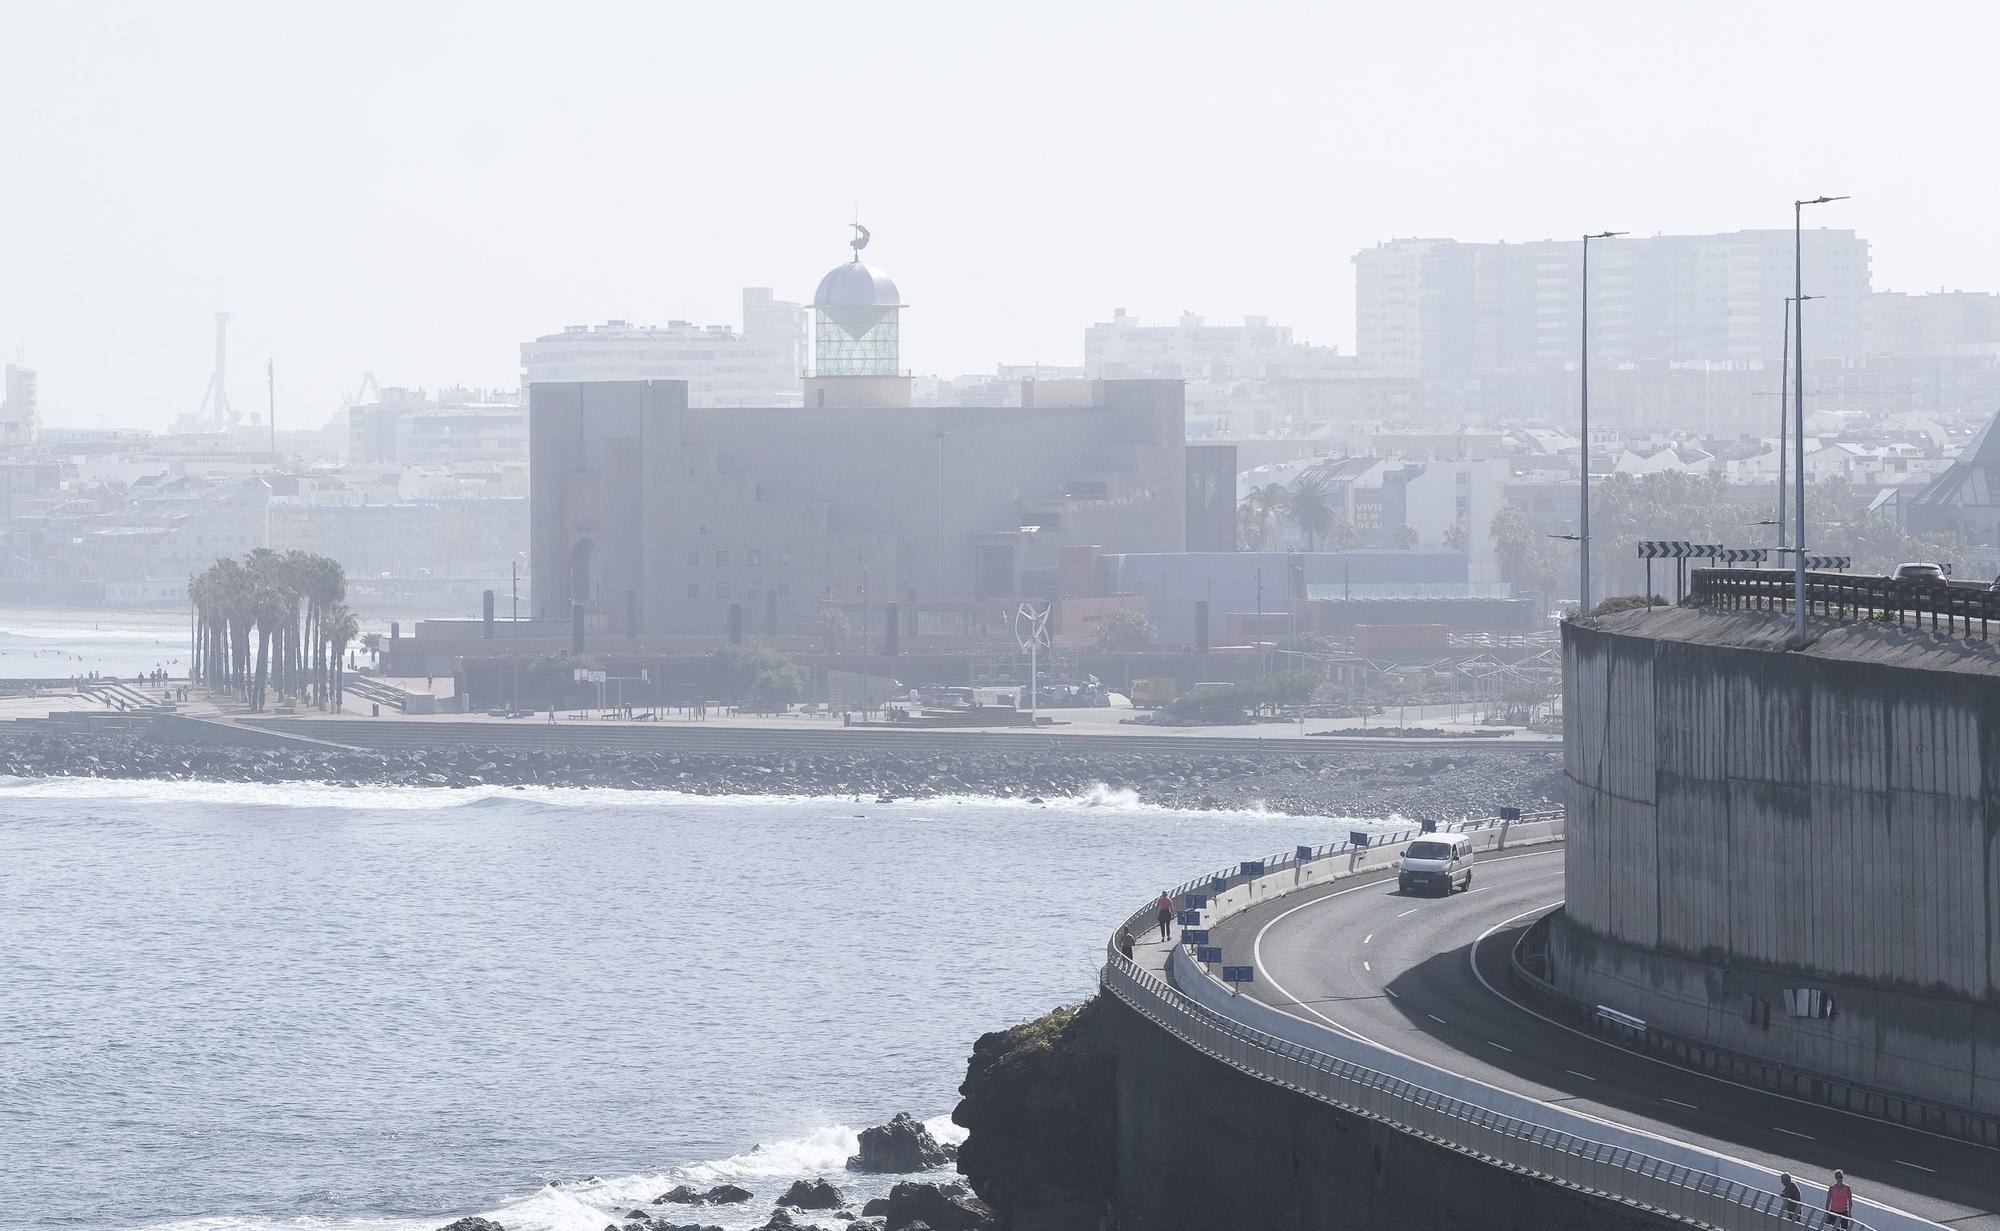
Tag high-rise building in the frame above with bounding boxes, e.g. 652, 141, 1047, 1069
2, 363, 38, 444
1867, 290, 2000, 358
520, 288, 808, 407
1353, 230, 1872, 377
1084, 309, 1344, 381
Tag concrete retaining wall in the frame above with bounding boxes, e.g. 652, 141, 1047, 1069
1101, 992, 1685, 1231
1560, 607, 2000, 1115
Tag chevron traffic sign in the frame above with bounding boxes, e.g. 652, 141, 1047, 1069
1803, 555, 1852, 570
1636, 541, 1724, 559
1719, 548, 1769, 564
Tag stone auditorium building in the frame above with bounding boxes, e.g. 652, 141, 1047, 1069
529, 233, 1224, 636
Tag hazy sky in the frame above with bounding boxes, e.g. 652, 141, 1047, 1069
4, 1, 1997, 430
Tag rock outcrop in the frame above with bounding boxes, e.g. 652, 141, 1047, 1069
880, 1181, 991, 1231
953, 998, 1115, 1228
847, 1112, 949, 1173
435, 1220, 505, 1231
654, 1183, 751, 1206
777, 1177, 845, 1209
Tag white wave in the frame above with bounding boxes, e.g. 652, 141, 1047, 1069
125, 1116, 959, 1231
675, 1123, 860, 1183
922, 1112, 968, 1147
0, 623, 184, 643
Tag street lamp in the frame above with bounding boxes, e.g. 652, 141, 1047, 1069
1579, 230, 1625, 613
1793, 196, 1848, 643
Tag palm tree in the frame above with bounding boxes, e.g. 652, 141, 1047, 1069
1242, 482, 1292, 550
1288, 477, 1335, 552
323, 603, 359, 709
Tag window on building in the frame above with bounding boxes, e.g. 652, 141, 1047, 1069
778, 550, 790, 565
715, 549, 729, 566
717, 583, 730, 599
748, 550, 762, 566
748, 586, 763, 599
686, 582, 699, 598
686, 550, 700, 566
778, 583, 790, 597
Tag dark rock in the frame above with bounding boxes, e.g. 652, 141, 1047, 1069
435, 1220, 505, 1231
625, 1210, 651, 1220
953, 999, 1114, 1221
861, 1198, 891, 1216
882, 1181, 991, 1231
777, 1177, 844, 1210
654, 1186, 703, 1204
754, 1212, 807, 1231
847, 1112, 949, 1173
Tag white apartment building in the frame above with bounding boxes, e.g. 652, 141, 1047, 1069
2, 364, 37, 445
347, 387, 525, 466
1084, 309, 1344, 381
1353, 230, 1872, 377
521, 287, 808, 406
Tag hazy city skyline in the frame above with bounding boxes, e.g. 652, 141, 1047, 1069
6, 0, 2000, 430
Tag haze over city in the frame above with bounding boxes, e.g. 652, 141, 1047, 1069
8, 6, 2000, 1231
8, 0, 2000, 428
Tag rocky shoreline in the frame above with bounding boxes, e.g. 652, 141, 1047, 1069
0, 728, 1561, 817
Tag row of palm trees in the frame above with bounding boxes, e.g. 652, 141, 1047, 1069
188, 549, 360, 712
1240, 477, 1366, 552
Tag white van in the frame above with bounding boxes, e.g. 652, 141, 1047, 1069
1398, 835, 1474, 896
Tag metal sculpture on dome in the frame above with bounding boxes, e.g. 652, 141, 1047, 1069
813, 223, 903, 379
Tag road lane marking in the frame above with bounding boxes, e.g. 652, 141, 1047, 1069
1565, 1069, 1597, 1082
1662, 1098, 1699, 1110
1469, 886, 1492, 893
1362, 960, 1371, 972
1895, 1160, 1936, 1174
1250, 847, 1561, 1053
1397, 908, 1418, 918
1487, 1041, 1513, 1053
1427, 1014, 1447, 1025
1771, 1127, 1814, 1141
1363, 933, 1374, 945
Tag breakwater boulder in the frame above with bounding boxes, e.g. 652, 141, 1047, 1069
0, 727, 1561, 819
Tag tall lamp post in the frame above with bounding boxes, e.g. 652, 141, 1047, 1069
1792, 196, 1848, 643
1578, 230, 1625, 612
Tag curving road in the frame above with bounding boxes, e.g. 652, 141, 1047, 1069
1211, 845, 2000, 1230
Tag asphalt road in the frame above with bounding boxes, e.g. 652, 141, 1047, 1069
1213, 845, 1999, 1230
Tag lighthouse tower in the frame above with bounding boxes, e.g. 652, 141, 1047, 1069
804, 223, 911, 408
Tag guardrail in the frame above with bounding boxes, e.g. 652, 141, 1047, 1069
1692, 567, 1999, 640
1100, 813, 1894, 1231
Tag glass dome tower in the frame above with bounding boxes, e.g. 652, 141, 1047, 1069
806, 224, 911, 406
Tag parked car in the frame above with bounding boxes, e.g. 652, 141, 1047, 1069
1893, 562, 1946, 584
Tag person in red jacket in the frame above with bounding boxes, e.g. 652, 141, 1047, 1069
1154, 891, 1175, 942
1825, 1169, 1854, 1229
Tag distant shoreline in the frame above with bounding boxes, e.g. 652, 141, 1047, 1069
0, 724, 1563, 819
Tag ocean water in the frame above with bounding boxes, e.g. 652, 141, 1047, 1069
0, 778, 1408, 1231
0, 611, 190, 681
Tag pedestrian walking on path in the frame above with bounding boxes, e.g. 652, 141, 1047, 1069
1116, 927, 1135, 960
1778, 1172, 1800, 1222
1825, 1169, 1854, 1230
1154, 891, 1174, 942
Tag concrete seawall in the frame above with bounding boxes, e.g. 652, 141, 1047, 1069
1101, 990, 1686, 1231
1559, 607, 2000, 1118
